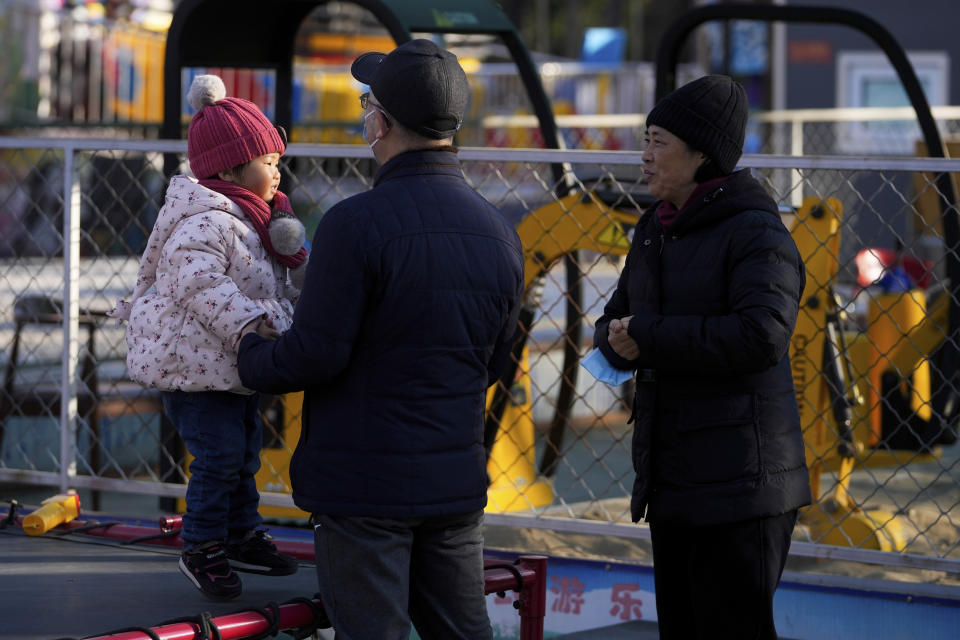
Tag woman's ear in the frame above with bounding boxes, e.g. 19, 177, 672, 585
218, 170, 236, 183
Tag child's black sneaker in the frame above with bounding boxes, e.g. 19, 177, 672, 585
179, 541, 242, 601
226, 529, 299, 576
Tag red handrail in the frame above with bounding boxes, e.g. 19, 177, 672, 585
78, 558, 547, 640
485, 555, 548, 640
82, 601, 323, 640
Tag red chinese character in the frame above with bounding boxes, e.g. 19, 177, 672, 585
609, 583, 643, 621
549, 575, 586, 615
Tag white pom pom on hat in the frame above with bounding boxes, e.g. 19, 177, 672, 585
187, 74, 227, 111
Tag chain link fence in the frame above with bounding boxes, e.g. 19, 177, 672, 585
1, 138, 959, 573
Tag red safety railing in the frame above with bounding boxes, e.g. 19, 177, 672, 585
81, 600, 327, 640
485, 555, 548, 640
15, 514, 548, 640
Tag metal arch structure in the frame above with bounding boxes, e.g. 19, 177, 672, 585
160, 0, 584, 470
161, 0, 563, 154
654, 3, 960, 427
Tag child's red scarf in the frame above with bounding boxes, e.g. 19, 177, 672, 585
198, 178, 307, 269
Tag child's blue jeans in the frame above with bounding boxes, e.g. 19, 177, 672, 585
161, 390, 264, 549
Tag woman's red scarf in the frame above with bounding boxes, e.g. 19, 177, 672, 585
198, 178, 307, 269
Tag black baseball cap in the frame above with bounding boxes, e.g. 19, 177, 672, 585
351, 39, 468, 139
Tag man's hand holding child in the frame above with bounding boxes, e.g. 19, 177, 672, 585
242, 315, 280, 341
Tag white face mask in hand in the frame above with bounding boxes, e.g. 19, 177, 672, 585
581, 348, 634, 386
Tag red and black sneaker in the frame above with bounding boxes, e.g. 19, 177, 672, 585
178, 541, 242, 601
226, 529, 299, 576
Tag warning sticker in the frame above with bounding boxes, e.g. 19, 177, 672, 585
595, 223, 630, 250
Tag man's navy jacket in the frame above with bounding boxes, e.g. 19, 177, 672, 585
238, 149, 525, 517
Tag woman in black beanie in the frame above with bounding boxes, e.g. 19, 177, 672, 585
593, 75, 811, 639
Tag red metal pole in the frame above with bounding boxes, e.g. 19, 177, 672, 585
81, 599, 324, 640
483, 554, 548, 640
158, 514, 182, 531
517, 555, 548, 640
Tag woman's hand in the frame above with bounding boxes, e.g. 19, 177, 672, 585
608, 315, 639, 360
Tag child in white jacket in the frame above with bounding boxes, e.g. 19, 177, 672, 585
111, 75, 307, 601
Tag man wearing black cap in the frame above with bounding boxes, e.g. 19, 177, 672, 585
352, 38, 470, 153
237, 39, 524, 639
594, 75, 810, 639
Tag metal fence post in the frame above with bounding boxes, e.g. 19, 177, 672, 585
60, 143, 81, 493
790, 115, 804, 209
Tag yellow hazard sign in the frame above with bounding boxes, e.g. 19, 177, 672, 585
595, 222, 631, 250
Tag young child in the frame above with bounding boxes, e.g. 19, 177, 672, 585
111, 75, 307, 601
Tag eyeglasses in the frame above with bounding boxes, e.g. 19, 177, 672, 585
360, 92, 391, 129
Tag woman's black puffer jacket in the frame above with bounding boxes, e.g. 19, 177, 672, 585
595, 169, 812, 524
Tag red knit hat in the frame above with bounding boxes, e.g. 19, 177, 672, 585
186, 75, 285, 179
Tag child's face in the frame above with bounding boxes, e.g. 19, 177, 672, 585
232, 153, 281, 202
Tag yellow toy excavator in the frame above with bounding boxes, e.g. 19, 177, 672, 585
789, 197, 897, 550
787, 196, 956, 551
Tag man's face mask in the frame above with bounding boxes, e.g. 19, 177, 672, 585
362, 109, 378, 147
362, 104, 390, 149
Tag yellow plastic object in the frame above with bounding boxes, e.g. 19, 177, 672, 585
485, 348, 555, 512
22, 492, 81, 536
802, 499, 906, 552
865, 291, 932, 447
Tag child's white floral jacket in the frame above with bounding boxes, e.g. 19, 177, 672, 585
112, 175, 296, 392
